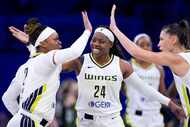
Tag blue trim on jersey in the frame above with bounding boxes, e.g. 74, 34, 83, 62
22, 86, 43, 112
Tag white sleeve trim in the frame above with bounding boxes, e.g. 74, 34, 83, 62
124, 72, 170, 106
2, 77, 21, 115
54, 30, 91, 65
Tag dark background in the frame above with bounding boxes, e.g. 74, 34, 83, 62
0, 0, 189, 125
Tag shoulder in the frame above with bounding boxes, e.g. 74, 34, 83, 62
119, 58, 133, 79
155, 64, 165, 76
155, 64, 163, 71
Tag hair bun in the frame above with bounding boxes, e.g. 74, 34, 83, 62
25, 18, 41, 35
179, 19, 190, 29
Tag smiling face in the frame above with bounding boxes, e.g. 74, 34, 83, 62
90, 32, 113, 57
40, 32, 62, 52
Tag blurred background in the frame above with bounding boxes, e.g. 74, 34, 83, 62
0, 0, 190, 127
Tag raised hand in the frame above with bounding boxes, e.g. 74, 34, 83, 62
82, 11, 92, 32
9, 26, 29, 44
168, 101, 186, 120
110, 4, 117, 31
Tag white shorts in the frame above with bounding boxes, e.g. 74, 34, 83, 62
125, 110, 164, 127
7, 113, 42, 127
77, 111, 125, 127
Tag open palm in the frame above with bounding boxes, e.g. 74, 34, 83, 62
82, 11, 92, 32
9, 26, 29, 44
110, 4, 117, 31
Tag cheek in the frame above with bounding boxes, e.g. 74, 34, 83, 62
51, 41, 58, 46
160, 40, 166, 46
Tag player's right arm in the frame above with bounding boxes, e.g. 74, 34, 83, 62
2, 65, 26, 115
110, 4, 189, 77
9, 11, 92, 68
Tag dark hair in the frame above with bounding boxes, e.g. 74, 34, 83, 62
97, 25, 126, 59
161, 19, 190, 49
25, 18, 46, 45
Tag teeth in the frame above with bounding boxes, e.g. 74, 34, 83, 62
93, 49, 100, 54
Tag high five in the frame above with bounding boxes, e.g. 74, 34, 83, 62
110, 4, 190, 126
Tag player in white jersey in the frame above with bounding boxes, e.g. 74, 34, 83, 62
110, 4, 190, 126
64, 27, 184, 127
2, 11, 92, 127
8, 24, 185, 127
124, 34, 166, 127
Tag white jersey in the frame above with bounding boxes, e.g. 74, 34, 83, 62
18, 51, 62, 121
126, 59, 161, 111
76, 53, 123, 115
173, 52, 190, 116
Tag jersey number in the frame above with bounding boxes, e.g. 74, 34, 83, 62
94, 85, 105, 98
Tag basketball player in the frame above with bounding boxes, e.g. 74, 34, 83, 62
110, 4, 190, 126
9, 24, 186, 127
2, 11, 92, 127
124, 33, 166, 127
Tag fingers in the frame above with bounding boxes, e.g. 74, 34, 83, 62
81, 11, 85, 17
84, 11, 88, 17
81, 11, 88, 20
111, 4, 116, 16
9, 26, 17, 33
9, 26, 26, 35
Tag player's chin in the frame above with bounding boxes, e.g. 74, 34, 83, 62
159, 47, 164, 51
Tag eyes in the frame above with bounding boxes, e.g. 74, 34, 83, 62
92, 38, 107, 44
159, 37, 164, 41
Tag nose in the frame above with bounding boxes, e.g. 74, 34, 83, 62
58, 40, 62, 45
157, 41, 161, 47
58, 40, 62, 48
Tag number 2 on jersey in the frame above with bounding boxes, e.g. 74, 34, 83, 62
94, 85, 105, 98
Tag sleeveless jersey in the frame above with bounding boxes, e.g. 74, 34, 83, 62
76, 53, 123, 115
173, 52, 190, 116
19, 51, 62, 121
126, 59, 161, 111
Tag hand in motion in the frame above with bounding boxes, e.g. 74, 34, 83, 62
9, 26, 29, 44
82, 11, 92, 32
110, 4, 117, 31
168, 101, 186, 120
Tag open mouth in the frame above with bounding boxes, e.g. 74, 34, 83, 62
92, 48, 100, 54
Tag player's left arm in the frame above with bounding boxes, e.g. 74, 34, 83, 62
156, 65, 167, 95
120, 59, 170, 106
120, 59, 186, 120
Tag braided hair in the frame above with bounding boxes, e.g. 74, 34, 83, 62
24, 18, 46, 46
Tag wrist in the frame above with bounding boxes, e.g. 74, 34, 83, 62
25, 41, 30, 46
167, 99, 172, 106
84, 29, 92, 34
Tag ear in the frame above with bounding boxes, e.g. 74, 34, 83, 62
170, 35, 178, 45
40, 40, 48, 48
108, 41, 113, 48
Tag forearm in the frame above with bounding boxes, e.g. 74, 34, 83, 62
124, 72, 171, 106
112, 27, 146, 59
112, 27, 164, 65
54, 30, 91, 64
2, 88, 19, 115
1, 75, 22, 115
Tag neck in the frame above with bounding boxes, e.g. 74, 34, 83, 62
37, 47, 49, 53
134, 59, 152, 69
171, 46, 186, 54
92, 53, 111, 65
